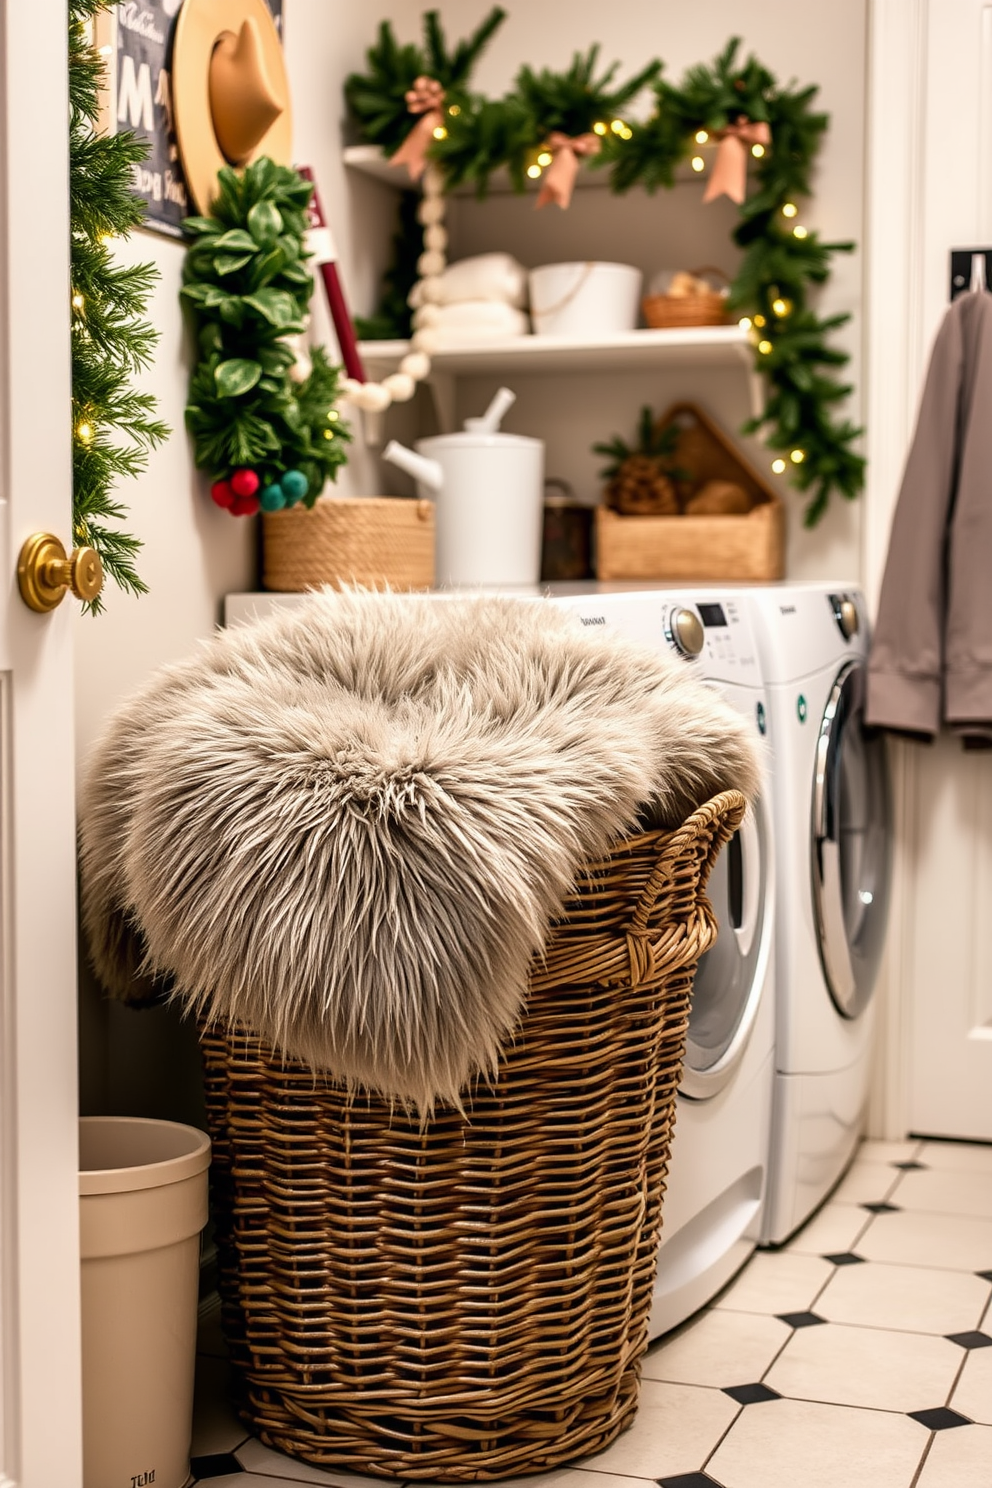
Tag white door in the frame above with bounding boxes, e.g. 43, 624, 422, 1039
866, 0, 992, 1142
0, 4, 84, 1485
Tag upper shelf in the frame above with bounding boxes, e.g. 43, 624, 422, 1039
358, 324, 753, 376
343, 143, 713, 195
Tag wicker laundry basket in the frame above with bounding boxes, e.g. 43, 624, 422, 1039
198, 790, 745, 1482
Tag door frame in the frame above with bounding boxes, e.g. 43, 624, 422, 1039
0, 4, 83, 1484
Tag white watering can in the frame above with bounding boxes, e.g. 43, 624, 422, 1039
383, 388, 545, 587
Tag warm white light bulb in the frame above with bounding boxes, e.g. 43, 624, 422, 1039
77, 421, 94, 444
758, 339, 773, 355
432, 126, 447, 141
772, 458, 786, 473
738, 317, 753, 330
610, 119, 626, 134
593, 122, 608, 136
447, 104, 461, 117
772, 298, 788, 316
526, 164, 542, 179
793, 225, 808, 239
537, 151, 553, 167
695, 130, 709, 144
71, 292, 85, 310
691, 156, 705, 172
751, 143, 765, 158
782, 202, 798, 218
790, 449, 805, 463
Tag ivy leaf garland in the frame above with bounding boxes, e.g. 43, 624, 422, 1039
69, 0, 169, 611
345, 8, 508, 156
347, 31, 862, 526
182, 158, 350, 515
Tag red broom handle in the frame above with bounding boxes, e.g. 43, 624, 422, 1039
297, 165, 367, 383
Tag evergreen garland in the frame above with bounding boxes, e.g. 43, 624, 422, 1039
69, 0, 169, 610
182, 158, 350, 513
345, 8, 508, 156
346, 31, 862, 526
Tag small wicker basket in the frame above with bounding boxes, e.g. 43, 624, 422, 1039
263, 496, 434, 592
199, 790, 745, 1482
642, 267, 731, 329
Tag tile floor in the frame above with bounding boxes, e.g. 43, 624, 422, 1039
188, 1137, 992, 1488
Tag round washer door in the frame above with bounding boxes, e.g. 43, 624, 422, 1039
811, 659, 891, 1018
681, 795, 772, 1100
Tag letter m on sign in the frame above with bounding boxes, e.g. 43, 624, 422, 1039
117, 55, 154, 130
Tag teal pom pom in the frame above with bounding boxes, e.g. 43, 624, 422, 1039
280, 469, 309, 505
260, 484, 286, 512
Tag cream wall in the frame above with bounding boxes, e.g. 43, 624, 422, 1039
75, 0, 868, 1116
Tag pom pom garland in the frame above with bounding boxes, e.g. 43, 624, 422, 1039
260, 484, 287, 512
230, 468, 260, 498
211, 479, 235, 510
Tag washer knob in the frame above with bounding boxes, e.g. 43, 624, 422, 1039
670, 606, 705, 657
837, 597, 859, 639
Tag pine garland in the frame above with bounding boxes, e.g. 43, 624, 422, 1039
346, 31, 862, 526
69, 0, 169, 610
182, 158, 350, 512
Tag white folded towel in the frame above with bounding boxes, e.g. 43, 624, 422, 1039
413, 300, 530, 337
408, 253, 528, 310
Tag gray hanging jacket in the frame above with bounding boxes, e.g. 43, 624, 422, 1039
867, 289, 992, 744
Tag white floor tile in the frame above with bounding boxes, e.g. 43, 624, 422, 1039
764, 1320, 961, 1413
641, 1309, 791, 1388
856, 1209, 992, 1272
915, 1423, 992, 1487
784, 1202, 869, 1257
706, 1397, 927, 1488
191, 1355, 249, 1456
714, 1250, 834, 1317
950, 1345, 992, 1426
857, 1138, 924, 1164
893, 1166, 992, 1220
446, 1474, 659, 1488
817, 1260, 992, 1335
830, 1161, 902, 1205
580, 1379, 738, 1479
236, 1437, 386, 1485
918, 1141, 992, 1174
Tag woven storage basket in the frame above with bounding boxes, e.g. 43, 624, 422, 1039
596, 402, 785, 583
199, 790, 744, 1482
263, 496, 434, 592
641, 268, 731, 329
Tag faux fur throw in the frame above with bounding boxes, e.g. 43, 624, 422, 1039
79, 590, 761, 1110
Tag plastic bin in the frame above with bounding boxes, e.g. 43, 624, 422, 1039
79, 1117, 211, 1488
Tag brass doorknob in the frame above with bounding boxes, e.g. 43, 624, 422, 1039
17, 533, 104, 612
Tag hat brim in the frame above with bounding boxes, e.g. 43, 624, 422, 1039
173, 0, 293, 216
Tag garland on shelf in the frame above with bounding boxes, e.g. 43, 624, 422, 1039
182, 159, 351, 516
346, 30, 862, 526
69, 0, 169, 609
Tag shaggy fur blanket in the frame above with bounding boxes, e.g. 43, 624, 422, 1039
79, 590, 760, 1110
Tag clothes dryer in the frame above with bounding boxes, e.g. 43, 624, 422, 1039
746, 584, 891, 1245
550, 586, 775, 1337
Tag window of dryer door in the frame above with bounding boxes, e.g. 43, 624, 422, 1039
811, 660, 891, 1019
682, 804, 768, 1099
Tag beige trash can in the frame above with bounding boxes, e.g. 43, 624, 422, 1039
79, 1117, 211, 1488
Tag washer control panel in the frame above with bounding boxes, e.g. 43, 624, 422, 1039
550, 590, 761, 686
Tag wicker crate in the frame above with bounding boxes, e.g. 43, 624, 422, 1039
596, 402, 785, 583
199, 790, 744, 1482
263, 495, 434, 592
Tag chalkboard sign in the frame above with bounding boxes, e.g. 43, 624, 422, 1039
112, 0, 284, 238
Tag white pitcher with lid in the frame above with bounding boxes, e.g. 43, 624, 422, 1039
383, 388, 545, 587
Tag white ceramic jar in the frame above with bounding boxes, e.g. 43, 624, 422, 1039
529, 261, 643, 337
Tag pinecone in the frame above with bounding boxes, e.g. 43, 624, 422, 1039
606, 455, 680, 515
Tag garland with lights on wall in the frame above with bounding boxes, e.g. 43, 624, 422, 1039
69, 0, 169, 610
182, 158, 351, 516
346, 30, 862, 527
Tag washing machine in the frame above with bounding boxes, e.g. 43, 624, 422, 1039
549, 586, 776, 1337
746, 584, 891, 1246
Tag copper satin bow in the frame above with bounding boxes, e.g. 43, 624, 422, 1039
390, 75, 446, 182
703, 115, 772, 205
536, 131, 602, 210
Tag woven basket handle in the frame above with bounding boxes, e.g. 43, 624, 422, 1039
628, 789, 747, 936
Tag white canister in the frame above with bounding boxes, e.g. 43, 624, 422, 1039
529, 261, 643, 337
416, 431, 545, 587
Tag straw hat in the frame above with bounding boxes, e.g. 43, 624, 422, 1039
172, 0, 293, 215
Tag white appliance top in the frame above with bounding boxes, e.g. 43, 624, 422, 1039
747, 583, 868, 683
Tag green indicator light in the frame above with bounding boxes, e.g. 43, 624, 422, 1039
797, 694, 807, 723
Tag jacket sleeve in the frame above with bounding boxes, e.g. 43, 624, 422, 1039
943, 293, 992, 726
866, 302, 964, 736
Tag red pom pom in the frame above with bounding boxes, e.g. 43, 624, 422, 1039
230, 468, 260, 498
231, 493, 261, 517
211, 479, 234, 510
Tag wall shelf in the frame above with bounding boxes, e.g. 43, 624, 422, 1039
343, 143, 713, 195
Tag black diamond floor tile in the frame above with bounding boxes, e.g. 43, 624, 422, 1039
861, 1201, 901, 1214
908, 1407, 973, 1431
892, 1160, 927, 1170
190, 1453, 246, 1479
823, 1251, 866, 1266
946, 1330, 992, 1349
657, 1475, 725, 1488
977, 1269, 992, 1283
723, 1381, 782, 1405
777, 1310, 828, 1328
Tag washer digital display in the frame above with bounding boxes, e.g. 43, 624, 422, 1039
697, 602, 728, 628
